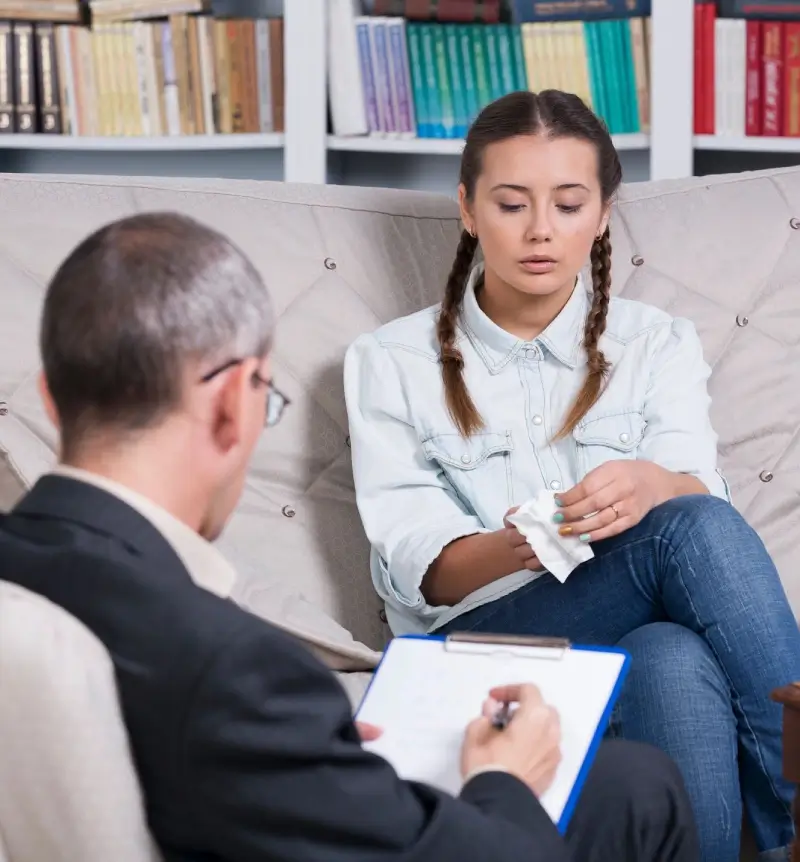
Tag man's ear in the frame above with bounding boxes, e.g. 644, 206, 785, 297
209, 361, 253, 456
37, 371, 59, 429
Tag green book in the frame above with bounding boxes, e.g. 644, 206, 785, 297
457, 24, 480, 125
496, 25, 517, 96
584, 23, 609, 131
483, 26, 503, 101
509, 25, 528, 92
470, 26, 492, 110
444, 26, 468, 137
406, 24, 430, 137
600, 20, 623, 134
432, 25, 456, 138
617, 19, 639, 132
420, 24, 444, 137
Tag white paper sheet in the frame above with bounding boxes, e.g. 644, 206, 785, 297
356, 636, 628, 829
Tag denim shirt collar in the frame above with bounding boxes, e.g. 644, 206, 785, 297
460, 262, 589, 373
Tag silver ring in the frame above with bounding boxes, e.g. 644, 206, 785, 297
610, 504, 620, 520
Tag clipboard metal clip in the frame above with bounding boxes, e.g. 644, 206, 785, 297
444, 632, 571, 660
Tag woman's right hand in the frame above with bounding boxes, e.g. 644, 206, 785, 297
460, 683, 562, 799
503, 507, 544, 572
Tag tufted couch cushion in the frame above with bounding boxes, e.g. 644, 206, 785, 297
0, 166, 798, 683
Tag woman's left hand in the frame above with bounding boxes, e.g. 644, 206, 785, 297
554, 461, 667, 543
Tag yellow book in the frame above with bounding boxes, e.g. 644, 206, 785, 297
571, 22, 593, 109
629, 18, 649, 131
522, 23, 538, 93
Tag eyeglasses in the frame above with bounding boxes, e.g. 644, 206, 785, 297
200, 358, 290, 427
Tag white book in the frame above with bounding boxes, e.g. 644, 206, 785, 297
328, 0, 368, 137
357, 634, 629, 832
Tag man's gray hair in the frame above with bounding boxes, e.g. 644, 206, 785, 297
41, 211, 274, 456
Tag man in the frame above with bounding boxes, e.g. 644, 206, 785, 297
0, 213, 698, 861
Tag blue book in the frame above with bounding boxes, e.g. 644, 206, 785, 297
511, 0, 651, 22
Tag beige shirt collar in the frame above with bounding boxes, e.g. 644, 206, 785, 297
51, 465, 237, 599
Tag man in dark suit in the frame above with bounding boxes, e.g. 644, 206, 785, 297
0, 213, 698, 862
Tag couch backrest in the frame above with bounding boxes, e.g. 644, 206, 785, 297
0, 167, 798, 660
0, 581, 161, 862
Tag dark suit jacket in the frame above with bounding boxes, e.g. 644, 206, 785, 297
0, 476, 570, 862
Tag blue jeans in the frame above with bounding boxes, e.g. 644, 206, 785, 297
439, 495, 800, 862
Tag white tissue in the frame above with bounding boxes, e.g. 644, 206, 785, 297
506, 490, 594, 584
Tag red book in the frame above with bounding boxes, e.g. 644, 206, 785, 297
747, 20, 763, 134
694, 3, 704, 133
702, 4, 717, 133
785, 22, 800, 135
763, 21, 785, 136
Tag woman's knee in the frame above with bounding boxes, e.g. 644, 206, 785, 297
614, 623, 734, 740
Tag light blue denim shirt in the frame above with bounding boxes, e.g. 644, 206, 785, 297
344, 264, 730, 637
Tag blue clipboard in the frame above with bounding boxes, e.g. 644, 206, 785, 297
357, 631, 630, 835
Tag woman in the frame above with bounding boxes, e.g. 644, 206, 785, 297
344, 90, 800, 861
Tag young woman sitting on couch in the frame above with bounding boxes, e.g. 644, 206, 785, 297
344, 90, 800, 862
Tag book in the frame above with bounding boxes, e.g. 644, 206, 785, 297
719, 0, 800, 18
511, 0, 651, 23
372, 0, 502, 23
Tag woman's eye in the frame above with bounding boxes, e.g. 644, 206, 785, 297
557, 204, 582, 214
498, 202, 525, 213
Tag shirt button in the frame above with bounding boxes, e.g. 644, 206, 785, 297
532, 414, 543, 426
550, 479, 561, 491
619, 432, 630, 444
461, 454, 471, 464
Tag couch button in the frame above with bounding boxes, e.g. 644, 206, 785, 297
281, 505, 297, 518
791, 218, 800, 230
759, 470, 774, 483
736, 314, 749, 327
0, 402, 6, 416
631, 254, 644, 266
379, 609, 388, 623
324, 257, 337, 270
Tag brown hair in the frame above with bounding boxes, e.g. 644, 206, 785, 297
436, 90, 623, 438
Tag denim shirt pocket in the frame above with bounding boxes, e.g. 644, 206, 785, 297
422, 430, 514, 519
573, 411, 646, 478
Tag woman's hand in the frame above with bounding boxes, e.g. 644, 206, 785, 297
503, 507, 546, 572
554, 461, 669, 543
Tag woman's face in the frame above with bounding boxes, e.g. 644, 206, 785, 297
459, 133, 609, 299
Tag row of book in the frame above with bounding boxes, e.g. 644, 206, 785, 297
0, 15, 284, 137
330, 16, 650, 140
694, 3, 800, 138
0, 0, 207, 23
369, 0, 654, 24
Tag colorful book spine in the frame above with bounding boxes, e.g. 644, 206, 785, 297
388, 19, 414, 134
509, 23, 528, 91
496, 25, 517, 96
470, 25, 491, 109
457, 24, 479, 124
444, 25, 468, 137
785, 22, 800, 136
370, 19, 396, 133
356, 18, 381, 133
483, 26, 503, 100
763, 20, 783, 136
406, 23, 430, 136
511, 0, 651, 22
745, 19, 762, 135
432, 24, 456, 136
420, 23, 444, 137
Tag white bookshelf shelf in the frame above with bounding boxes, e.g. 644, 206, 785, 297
694, 135, 800, 153
328, 133, 650, 156
0, 133, 284, 151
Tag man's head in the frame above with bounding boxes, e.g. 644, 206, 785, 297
39, 211, 279, 539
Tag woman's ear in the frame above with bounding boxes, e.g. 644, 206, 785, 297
458, 183, 475, 237
598, 206, 612, 238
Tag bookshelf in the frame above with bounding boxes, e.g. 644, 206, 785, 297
2, 0, 758, 190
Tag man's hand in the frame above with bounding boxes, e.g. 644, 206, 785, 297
553, 461, 668, 543
461, 683, 561, 799
503, 507, 546, 572
355, 721, 383, 742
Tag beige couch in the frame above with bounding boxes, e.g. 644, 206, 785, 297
0, 166, 797, 859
